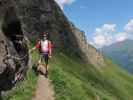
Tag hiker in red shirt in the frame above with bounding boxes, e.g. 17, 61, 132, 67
30, 32, 53, 77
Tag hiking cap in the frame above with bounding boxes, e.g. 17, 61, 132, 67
41, 32, 49, 37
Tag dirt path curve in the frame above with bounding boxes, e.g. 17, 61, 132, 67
32, 75, 55, 100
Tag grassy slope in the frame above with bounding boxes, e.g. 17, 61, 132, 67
49, 51, 133, 100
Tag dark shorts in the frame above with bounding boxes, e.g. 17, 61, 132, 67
41, 53, 49, 65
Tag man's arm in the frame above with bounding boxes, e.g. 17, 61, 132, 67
49, 48, 52, 57
29, 40, 40, 53
49, 41, 52, 58
29, 47, 36, 54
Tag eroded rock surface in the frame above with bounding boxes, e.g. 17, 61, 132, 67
0, 1, 29, 91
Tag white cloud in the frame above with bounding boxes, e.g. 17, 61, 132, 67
93, 35, 106, 47
115, 32, 128, 42
95, 24, 116, 35
102, 24, 116, 33
92, 24, 116, 48
55, 0, 75, 9
90, 19, 133, 48
124, 19, 133, 33
79, 6, 87, 9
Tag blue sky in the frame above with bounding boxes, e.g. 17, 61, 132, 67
55, 0, 133, 48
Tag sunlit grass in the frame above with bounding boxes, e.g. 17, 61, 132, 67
49, 52, 133, 100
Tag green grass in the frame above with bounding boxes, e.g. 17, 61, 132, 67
49, 51, 133, 100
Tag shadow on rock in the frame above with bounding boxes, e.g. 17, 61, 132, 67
0, 67, 15, 92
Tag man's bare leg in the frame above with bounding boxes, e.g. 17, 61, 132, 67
37, 58, 41, 70
36, 57, 45, 75
44, 62, 49, 77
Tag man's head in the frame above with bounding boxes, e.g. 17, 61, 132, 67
41, 32, 49, 40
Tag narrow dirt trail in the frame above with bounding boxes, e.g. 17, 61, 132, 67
32, 75, 55, 100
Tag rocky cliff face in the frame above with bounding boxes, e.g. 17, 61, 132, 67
0, 0, 29, 91
70, 25, 105, 67
0, 0, 105, 91
14, 0, 105, 66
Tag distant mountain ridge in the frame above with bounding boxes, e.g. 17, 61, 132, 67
102, 39, 133, 73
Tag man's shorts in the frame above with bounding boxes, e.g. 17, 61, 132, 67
40, 53, 49, 65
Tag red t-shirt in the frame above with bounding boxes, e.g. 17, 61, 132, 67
35, 40, 41, 49
35, 40, 53, 51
